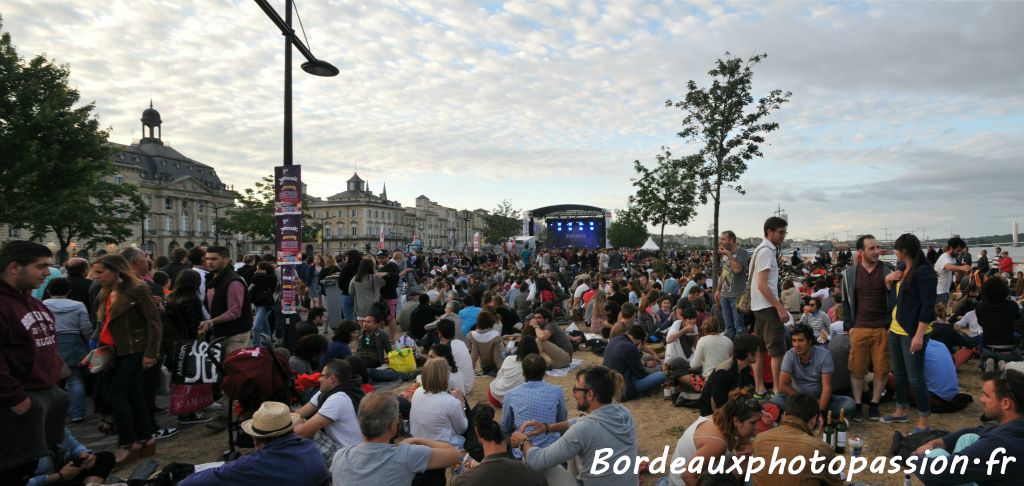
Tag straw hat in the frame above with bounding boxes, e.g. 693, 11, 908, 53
240, 401, 300, 439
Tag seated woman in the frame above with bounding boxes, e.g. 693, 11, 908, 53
976, 276, 1023, 370
424, 343, 466, 401
29, 428, 115, 486
411, 358, 469, 486
325, 320, 360, 364
294, 359, 363, 465
488, 336, 541, 408
668, 389, 763, 486
586, 290, 612, 337
674, 317, 733, 394
468, 311, 505, 376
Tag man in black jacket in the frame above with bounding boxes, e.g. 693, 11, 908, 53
157, 248, 189, 289
64, 258, 95, 327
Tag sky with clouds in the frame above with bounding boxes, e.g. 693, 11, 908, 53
4, 0, 1023, 241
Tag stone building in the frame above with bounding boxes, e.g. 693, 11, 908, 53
0, 103, 237, 258
306, 174, 486, 254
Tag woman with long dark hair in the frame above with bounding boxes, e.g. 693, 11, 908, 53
164, 269, 211, 425
881, 233, 937, 433
91, 254, 162, 466
976, 276, 1022, 369
488, 336, 541, 408
338, 250, 363, 321
348, 258, 384, 321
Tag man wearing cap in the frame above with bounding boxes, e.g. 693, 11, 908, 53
179, 401, 329, 486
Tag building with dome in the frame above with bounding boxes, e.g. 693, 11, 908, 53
1, 102, 238, 258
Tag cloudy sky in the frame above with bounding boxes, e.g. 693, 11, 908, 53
4, 0, 1023, 240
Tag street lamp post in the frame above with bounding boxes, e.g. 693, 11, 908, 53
253, 0, 339, 168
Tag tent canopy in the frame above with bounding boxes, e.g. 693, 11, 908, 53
640, 237, 659, 250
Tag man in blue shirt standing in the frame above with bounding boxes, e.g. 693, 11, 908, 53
502, 354, 567, 448
181, 402, 329, 486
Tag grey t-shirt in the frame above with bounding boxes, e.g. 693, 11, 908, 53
332, 442, 431, 484
781, 346, 834, 399
720, 248, 752, 299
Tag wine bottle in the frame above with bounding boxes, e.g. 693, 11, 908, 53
821, 410, 834, 448
663, 375, 673, 401
836, 409, 847, 453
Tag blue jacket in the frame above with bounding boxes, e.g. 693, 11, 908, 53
29, 428, 90, 486
601, 335, 647, 401
180, 434, 329, 486
916, 418, 1024, 485
886, 261, 937, 336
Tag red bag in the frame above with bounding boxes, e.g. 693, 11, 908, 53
169, 383, 214, 415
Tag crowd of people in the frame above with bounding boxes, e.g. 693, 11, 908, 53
2, 213, 1024, 485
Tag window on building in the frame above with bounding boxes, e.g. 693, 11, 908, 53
144, 196, 152, 208
114, 175, 123, 185
165, 216, 172, 231
324, 226, 331, 238
8, 227, 18, 238
351, 209, 356, 218
143, 215, 151, 232
182, 215, 189, 233
197, 218, 204, 233
165, 198, 173, 210
351, 225, 357, 237
338, 210, 343, 218
198, 203, 204, 212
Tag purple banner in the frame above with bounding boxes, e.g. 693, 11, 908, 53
275, 165, 302, 315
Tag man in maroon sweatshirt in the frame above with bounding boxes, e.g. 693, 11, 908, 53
0, 241, 68, 484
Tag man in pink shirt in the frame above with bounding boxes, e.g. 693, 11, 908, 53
199, 246, 253, 356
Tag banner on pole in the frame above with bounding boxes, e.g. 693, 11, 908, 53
275, 165, 302, 315
473, 232, 480, 253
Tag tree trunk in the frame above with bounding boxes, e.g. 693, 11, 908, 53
660, 223, 666, 250
711, 163, 723, 292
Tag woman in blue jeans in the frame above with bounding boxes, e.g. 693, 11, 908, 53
338, 250, 363, 321
881, 234, 937, 434
249, 262, 277, 347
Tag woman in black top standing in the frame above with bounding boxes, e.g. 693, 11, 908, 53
338, 250, 362, 321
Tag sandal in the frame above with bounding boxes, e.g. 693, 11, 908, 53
114, 445, 140, 468
98, 418, 115, 435
137, 439, 156, 458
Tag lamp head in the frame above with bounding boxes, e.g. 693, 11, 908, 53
301, 59, 339, 77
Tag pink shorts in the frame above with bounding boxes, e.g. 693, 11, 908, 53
386, 299, 398, 321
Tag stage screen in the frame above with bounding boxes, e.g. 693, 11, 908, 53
545, 218, 605, 249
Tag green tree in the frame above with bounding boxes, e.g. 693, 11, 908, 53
667, 52, 791, 288
0, 19, 142, 263
482, 199, 521, 245
214, 175, 317, 248
607, 206, 648, 248
630, 148, 700, 249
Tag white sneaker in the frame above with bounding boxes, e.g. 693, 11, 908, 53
204, 402, 224, 412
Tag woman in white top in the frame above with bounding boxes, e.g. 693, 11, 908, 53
294, 359, 363, 464
689, 317, 734, 379
410, 358, 468, 449
488, 336, 541, 407
422, 343, 465, 401
668, 388, 761, 486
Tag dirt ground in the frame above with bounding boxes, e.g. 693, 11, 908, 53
87, 346, 986, 485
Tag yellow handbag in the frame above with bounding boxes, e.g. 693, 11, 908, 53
387, 348, 417, 373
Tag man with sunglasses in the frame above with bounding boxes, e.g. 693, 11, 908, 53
913, 370, 1024, 484
511, 365, 638, 485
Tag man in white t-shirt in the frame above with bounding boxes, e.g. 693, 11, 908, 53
750, 216, 790, 401
294, 359, 363, 451
933, 237, 970, 304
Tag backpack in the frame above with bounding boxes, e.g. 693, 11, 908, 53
889, 429, 948, 467
220, 346, 295, 413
